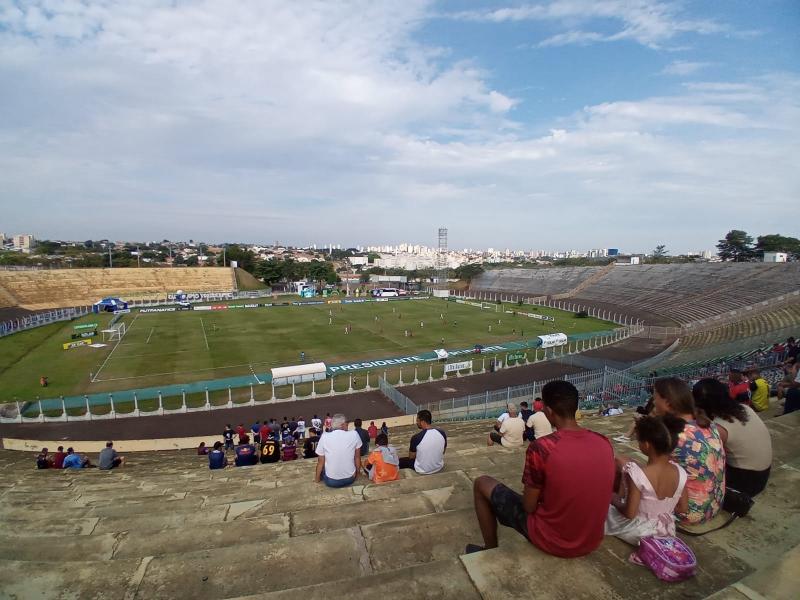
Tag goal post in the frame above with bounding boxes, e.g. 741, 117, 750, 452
480, 302, 500, 312
103, 322, 127, 342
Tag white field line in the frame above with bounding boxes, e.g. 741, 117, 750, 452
200, 317, 210, 351
91, 361, 260, 383
249, 364, 264, 384
145, 327, 155, 344
91, 312, 140, 383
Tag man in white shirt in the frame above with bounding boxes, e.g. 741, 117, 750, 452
526, 410, 554, 440
314, 414, 362, 487
398, 410, 447, 474
311, 414, 323, 431
494, 405, 513, 432
488, 405, 525, 448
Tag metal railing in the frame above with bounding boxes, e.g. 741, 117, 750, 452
378, 378, 418, 415
0, 306, 92, 338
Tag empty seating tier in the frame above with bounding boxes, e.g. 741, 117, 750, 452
0, 411, 797, 599
469, 267, 604, 297
0, 268, 235, 310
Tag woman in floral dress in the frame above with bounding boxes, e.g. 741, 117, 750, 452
652, 377, 726, 525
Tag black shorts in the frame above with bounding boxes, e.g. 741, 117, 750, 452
490, 484, 530, 541
726, 464, 771, 497
489, 431, 502, 444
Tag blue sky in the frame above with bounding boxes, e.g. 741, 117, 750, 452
0, 1, 798, 253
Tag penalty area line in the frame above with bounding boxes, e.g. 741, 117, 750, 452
200, 317, 210, 351
91, 312, 139, 383
145, 327, 155, 344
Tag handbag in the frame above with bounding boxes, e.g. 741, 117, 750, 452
678, 487, 754, 537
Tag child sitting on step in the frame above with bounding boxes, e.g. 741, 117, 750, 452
282, 434, 298, 461
605, 415, 689, 545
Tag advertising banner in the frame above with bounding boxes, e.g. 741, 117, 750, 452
506, 352, 526, 362
71, 330, 97, 339
445, 361, 472, 373
140, 307, 177, 313
537, 333, 568, 348
63, 339, 92, 350
74, 323, 98, 330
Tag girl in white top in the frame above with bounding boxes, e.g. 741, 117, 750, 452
606, 414, 689, 545
693, 378, 773, 497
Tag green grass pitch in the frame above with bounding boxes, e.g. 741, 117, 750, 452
0, 298, 615, 401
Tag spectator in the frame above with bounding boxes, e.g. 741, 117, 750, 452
251, 420, 262, 444
52, 446, 65, 469
197, 442, 209, 455
223, 425, 235, 452
208, 441, 228, 469
693, 378, 773, 497
785, 337, 799, 362
236, 423, 247, 445
288, 416, 298, 438
62, 447, 92, 469
488, 404, 525, 448
314, 414, 362, 487
280, 417, 290, 435
652, 377, 725, 526
269, 418, 281, 439
380, 422, 389, 437
605, 415, 689, 545
364, 433, 400, 484
324, 413, 333, 432
493, 404, 513, 432
311, 414, 322, 431
36, 447, 52, 469
519, 402, 533, 433
234, 435, 258, 467
353, 418, 371, 457
98, 441, 125, 470
282, 437, 298, 461
728, 369, 751, 405
398, 410, 447, 474
533, 397, 544, 412
745, 368, 770, 413
367, 421, 378, 440
259, 420, 271, 445
525, 409, 554, 441
296, 416, 306, 440
781, 361, 800, 415
467, 381, 615, 557
260, 435, 280, 464
303, 428, 322, 459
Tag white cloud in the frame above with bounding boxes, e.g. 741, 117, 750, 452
453, 0, 727, 49
0, 2, 797, 252
661, 60, 713, 76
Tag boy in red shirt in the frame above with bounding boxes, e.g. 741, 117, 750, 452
467, 380, 615, 558
236, 423, 247, 445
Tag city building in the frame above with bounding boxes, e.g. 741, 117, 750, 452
13, 234, 35, 253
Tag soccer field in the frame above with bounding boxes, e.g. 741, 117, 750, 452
0, 298, 615, 401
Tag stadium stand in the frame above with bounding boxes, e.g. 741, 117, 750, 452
0, 267, 235, 310
571, 263, 800, 325
469, 267, 605, 297
0, 410, 797, 599
0, 283, 19, 309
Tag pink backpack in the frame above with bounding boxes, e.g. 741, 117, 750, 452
630, 536, 697, 582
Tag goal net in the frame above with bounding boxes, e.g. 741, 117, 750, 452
103, 322, 127, 342
480, 302, 500, 312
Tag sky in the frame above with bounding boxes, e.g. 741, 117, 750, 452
1, 0, 798, 253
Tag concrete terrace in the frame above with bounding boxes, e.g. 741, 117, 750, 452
0, 410, 797, 599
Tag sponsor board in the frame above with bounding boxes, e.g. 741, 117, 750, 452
448, 344, 507, 357
537, 333, 568, 348
63, 338, 92, 350
140, 307, 177, 313
192, 305, 212, 311
176, 305, 193, 311
74, 323, 98, 330
71, 330, 97, 339
328, 354, 424, 374
505, 309, 554, 322
445, 361, 472, 373
507, 352, 526, 362
210, 305, 229, 310
113, 308, 131, 315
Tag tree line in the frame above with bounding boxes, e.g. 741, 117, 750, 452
717, 231, 799, 262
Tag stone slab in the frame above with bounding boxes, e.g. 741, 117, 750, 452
92, 505, 230, 535
113, 513, 290, 559
362, 470, 472, 500
134, 527, 367, 599
0, 532, 118, 562
0, 557, 143, 599
362, 508, 482, 572
230, 558, 482, 600
291, 494, 434, 536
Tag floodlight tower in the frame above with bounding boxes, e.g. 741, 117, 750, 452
434, 227, 449, 297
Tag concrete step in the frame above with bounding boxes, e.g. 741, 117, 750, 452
228, 558, 482, 600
